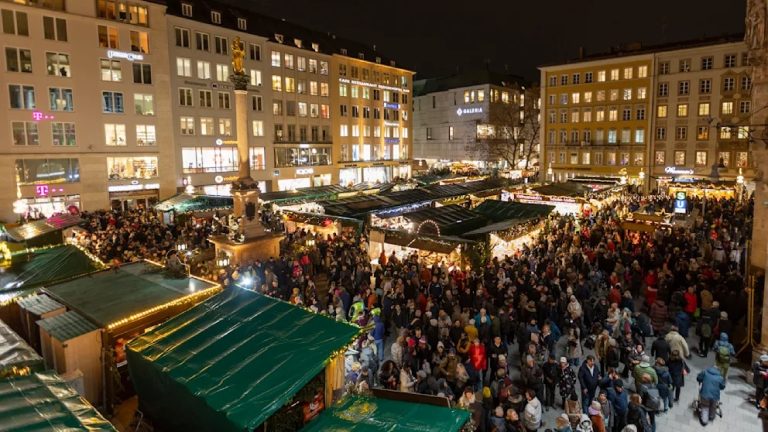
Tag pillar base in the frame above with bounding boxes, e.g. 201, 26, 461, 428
209, 233, 283, 266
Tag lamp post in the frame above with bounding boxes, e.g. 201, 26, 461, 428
546, 162, 553, 184
737, 167, 745, 202
216, 253, 230, 268
639, 168, 646, 194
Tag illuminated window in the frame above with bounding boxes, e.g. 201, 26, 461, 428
697, 126, 709, 140
610, 89, 618, 101
677, 104, 688, 117
44, 53, 69, 78
695, 151, 707, 167
218, 118, 231, 136
582, 109, 592, 122
736, 152, 749, 167
52, 122, 76, 146
271, 51, 281, 67
101, 59, 121, 81
622, 89, 632, 100
179, 117, 194, 135
636, 87, 646, 100
99, 25, 119, 48
49, 88, 73, 112
583, 92, 592, 103
104, 123, 126, 144
623, 67, 633, 79
199, 117, 214, 135
674, 151, 685, 166
272, 75, 282, 92
654, 151, 665, 165
719, 152, 730, 167
134, 93, 153, 115
572, 93, 580, 104
597, 70, 606, 82
610, 69, 619, 80
129, 30, 149, 53
698, 102, 710, 116
637, 66, 647, 78
284, 53, 294, 69
107, 156, 158, 179
621, 128, 631, 143
136, 124, 155, 146
608, 107, 617, 121
215, 64, 228, 81
11, 121, 38, 145
176, 57, 191, 76
721, 101, 734, 115
635, 128, 645, 144
657, 105, 667, 118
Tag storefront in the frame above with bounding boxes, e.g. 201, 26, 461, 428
15, 192, 80, 219
107, 183, 160, 211
339, 167, 362, 186
363, 166, 388, 184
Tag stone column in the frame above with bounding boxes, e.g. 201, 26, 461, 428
234, 89, 251, 182
745, 0, 768, 353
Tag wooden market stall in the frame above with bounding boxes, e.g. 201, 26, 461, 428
38, 261, 221, 411
127, 289, 361, 432
154, 193, 233, 225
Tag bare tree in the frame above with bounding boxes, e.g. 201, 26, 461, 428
468, 85, 540, 172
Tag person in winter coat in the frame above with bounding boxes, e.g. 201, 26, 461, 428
648, 300, 668, 335
522, 355, 545, 402
568, 295, 584, 321
712, 332, 735, 380
653, 357, 673, 410
597, 391, 615, 432
555, 413, 573, 432
579, 355, 603, 414
626, 393, 652, 432
632, 355, 658, 392
523, 388, 543, 432
559, 356, 579, 409
683, 286, 698, 319
607, 380, 629, 431
666, 350, 687, 402
588, 401, 606, 432
664, 326, 690, 358
543, 354, 560, 409
697, 367, 726, 426
468, 337, 487, 385
674, 311, 691, 337
650, 333, 670, 364
490, 405, 508, 432
399, 364, 415, 392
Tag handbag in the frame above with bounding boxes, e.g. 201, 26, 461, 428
683, 361, 690, 376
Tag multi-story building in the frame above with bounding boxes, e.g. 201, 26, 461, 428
332, 53, 414, 185
540, 35, 754, 189
650, 37, 752, 189
413, 69, 538, 171
0, 0, 175, 221
540, 53, 654, 185
164, 0, 413, 192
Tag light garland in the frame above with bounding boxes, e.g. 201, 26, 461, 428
415, 219, 441, 237
106, 283, 222, 330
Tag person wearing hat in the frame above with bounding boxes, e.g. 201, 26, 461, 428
555, 412, 573, 432
558, 356, 578, 410
753, 354, 768, 408
716, 311, 732, 341
588, 400, 606, 432
490, 405, 507, 431
632, 355, 658, 392
596, 391, 615, 432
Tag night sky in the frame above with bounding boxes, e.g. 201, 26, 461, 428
235, 0, 746, 82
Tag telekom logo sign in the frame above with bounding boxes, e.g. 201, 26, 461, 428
35, 185, 49, 196
32, 111, 55, 121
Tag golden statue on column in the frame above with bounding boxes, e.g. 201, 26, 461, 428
231, 36, 245, 75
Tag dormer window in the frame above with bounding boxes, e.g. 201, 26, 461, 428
390, 60, 396, 67
311, 43, 319, 52
237, 18, 247, 30
294, 38, 302, 48
181, 2, 193, 17
375, 57, 381, 64
358, 52, 364, 59
275, 33, 284, 44
340, 48, 347, 55
211, 11, 221, 24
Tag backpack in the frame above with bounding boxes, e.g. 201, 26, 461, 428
643, 386, 662, 411
700, 321, 712, 338
717, 345, 731, 364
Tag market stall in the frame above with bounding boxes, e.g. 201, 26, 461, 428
301, 395, 470, 432
0, 372, 117, 431
0, 317, 44, 378
154, 193, 233, 225
4, 213, 82, 248
127, 289, 361, 432
467, 200, 556, 259
368, 228, 469, 267
666, 180, 738, 200
505, 182, 599, 215
40, 261, 221, 411
260, 185, 351, 210
283, 211, 363, 236
621, 212, 673, 234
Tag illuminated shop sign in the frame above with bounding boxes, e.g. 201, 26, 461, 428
511, 193, 578, 203
664, 166, 694, 175
108, 183, 160, 192
338, 78, 410, 93
385, 138, 400, 144
35, 185, 49, 196
456, 107, 483, 116
384, 102, 399, 109
32, 111, 55, 121
107, 50, 144, 62
296, 168, 314, 175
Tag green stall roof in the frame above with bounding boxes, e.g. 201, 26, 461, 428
0, 245, 104, 293
126, 289, 361, 432
37, 311, 99, 342
43, 261, 219, 328
301, 396, 470, 432
0, 372, 117, 431
0, 318, 44, 377
5, 214, 82, 242
473, 200, 556, 223
154, 193, 233, 214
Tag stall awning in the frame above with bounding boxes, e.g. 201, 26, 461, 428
474, 200, 555, 222
0, 245, 105, 294
261, 185, 350, 204
0, 372, 117, 431
5, 214, 82, 242
43, 261, 220, 329
382, 231, 467, 255
154, 193, 233, 213
530, 182, 593, 197
400, 205, 488, 236
301, 396, 469, 432
37, 311, 99, 342
126, 289, 361, 432
0, 318, 44, 377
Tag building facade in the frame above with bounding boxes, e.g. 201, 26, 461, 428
650, 39, 753, 189
332, 54, 414, 186
540, 35, 755, 190
540, 54, 654, 185
413, 71, 538, 172
0, 0, 175, 221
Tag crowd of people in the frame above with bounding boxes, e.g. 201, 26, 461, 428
67, 188, 757, 432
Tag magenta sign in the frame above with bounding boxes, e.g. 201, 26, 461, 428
35, 185, 49, 196
32, 111, 55, 121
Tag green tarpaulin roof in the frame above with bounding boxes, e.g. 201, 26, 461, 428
126, 289, 361, 432
473, 200, 556, 223
0, 319, 44, 377
0, 372, 116, 431
154, 193, 233, 213
16, 294, 64, 316
44, 261, 219, 328
37, 311, 99, 342
301, 396, 469, 432
5, 214, 82, 242
0, 245, 104, 294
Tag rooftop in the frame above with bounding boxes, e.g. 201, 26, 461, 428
43, 261, 220, 329
414, 68, 526, 96
540, 33, 745, 68
159, 0, 409, 71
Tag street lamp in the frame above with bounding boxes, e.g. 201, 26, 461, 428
176, 241, 187, 252
546, 162, 553, 183
737, 167, 745, 202
216, 253, 230, 268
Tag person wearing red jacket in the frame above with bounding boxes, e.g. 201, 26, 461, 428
683, 285, 698, 318
468, 337, 487, 378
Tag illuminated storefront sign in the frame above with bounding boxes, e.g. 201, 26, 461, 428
107, 50, 144, 62
385, 138, 400, 144
456, 107, 483, 116
108, 183, 160, 192
35, 185, 49, 196
664, 166, 694, 175
32, 111, 55, 121
384, 102, 399, 109
296, 168, 314, 175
